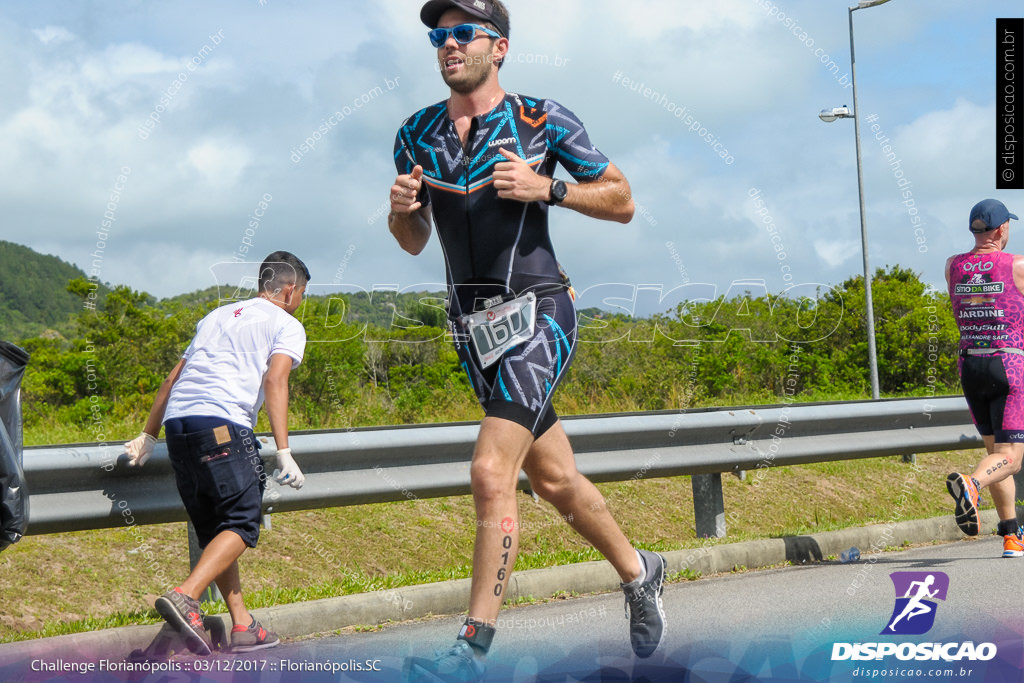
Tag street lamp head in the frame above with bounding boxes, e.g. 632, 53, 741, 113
857, 0, 892, 8
819, 106, 853, 122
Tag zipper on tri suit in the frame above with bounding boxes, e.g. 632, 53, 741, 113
464, 116, 479, 281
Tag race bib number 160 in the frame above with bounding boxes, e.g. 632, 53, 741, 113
464, 292, 537, 369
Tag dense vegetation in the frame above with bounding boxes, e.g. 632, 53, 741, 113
0, 258, 970, 644
0, 241, 106, 340
13, 264, 959, 444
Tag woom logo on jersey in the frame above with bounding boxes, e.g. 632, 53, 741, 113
487, 137, 518, 148
831, 572, 998, 662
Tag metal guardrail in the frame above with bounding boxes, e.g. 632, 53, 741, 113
24, 396, 982, 538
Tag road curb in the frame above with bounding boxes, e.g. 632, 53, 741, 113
0, 511, 998, 663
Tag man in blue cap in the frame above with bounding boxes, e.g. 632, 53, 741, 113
388, 0, 666, 680
945, 199, 1024, 558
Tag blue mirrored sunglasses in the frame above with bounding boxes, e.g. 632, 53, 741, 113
428, 23, 500, 48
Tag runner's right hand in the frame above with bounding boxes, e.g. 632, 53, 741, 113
390, 165, 424, 215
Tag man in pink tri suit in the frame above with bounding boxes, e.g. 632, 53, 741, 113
945, 198, 1024, 558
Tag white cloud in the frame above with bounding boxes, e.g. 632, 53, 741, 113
885, 98, 992, 195
814, 239, 860, 268
183, 141, 253, 188
0, 0, 1020, 303
32, 25, 74, 45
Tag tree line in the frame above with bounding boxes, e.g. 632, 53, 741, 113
18, 265, 959, 441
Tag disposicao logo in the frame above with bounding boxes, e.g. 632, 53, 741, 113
881, 571, 948, 635
831, 571, 998, 662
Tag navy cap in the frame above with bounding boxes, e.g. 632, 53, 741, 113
421, 0, 509, 38
969, 198, 1019, 233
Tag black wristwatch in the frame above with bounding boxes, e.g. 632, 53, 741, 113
546, 179, 568, 206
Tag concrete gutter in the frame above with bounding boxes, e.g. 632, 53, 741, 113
0, 510, 997, 663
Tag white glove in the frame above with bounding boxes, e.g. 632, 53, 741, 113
274, 448, 304, 489
125, 432, 157, 467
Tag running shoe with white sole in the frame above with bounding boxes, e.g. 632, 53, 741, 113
622, 549, 667, 658
1003, 529, 1024, 558
945, 472, 981, 536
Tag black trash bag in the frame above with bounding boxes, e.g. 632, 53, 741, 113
0, 342, 29, 550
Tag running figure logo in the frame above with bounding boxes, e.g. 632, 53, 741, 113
881, 572, 949, 635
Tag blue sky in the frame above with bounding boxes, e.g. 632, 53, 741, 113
1, 0, 1020, 315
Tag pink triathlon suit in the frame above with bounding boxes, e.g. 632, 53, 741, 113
949, 251, 1024, 442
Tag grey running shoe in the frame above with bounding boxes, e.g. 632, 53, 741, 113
403, 640, 485, 683
622, 549, 667, 658
231, 617, 280, 653
154, 589, 212, 655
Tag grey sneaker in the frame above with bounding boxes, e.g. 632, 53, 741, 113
622, 550, 667, 658
231, 617, 280, 652
154, 589, 212, 655
403, 640, 485, 682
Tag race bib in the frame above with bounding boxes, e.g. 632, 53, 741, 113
463, 292, 537, 368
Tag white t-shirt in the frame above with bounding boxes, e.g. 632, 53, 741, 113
164, 297, 306, 428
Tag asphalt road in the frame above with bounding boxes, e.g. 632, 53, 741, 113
224, 536, 1023, 682
8, 536, 1022, 682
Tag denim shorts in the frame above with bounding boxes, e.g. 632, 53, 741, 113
164, 416, 267, 548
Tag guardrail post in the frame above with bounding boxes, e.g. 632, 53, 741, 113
692, 473, 726, 538
187, 521, 223, 604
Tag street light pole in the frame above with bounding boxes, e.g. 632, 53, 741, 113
849, 2, 882, 400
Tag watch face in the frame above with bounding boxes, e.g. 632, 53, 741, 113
552, 180, 567, 202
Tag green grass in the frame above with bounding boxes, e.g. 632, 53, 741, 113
0, 444, 988, 643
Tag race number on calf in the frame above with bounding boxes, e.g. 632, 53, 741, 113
463, 292, 537, 369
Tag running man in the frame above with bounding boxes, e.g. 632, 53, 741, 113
389, 1, 665, 679
886, 575, 938, 632
123, 251, 309, 654
945, 199, 1024, 558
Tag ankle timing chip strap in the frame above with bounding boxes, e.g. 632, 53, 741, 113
457, 618, 496, 654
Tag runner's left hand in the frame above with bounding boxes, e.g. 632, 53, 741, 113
493, 148, 550, 203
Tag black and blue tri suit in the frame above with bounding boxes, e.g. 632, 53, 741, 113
394, 92, 612, 436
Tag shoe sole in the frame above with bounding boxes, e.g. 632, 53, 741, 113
155, 595, 212, 656
1002, 550, 1024, 558
945, 474, 979, 536
402, 655, 482, 683
231, 639, 280, 653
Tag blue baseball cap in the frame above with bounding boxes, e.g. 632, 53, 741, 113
969, 198, 1018, 233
